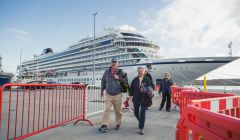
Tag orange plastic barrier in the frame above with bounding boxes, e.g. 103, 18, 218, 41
171, 86, 235, 114
176, 96, 240, 140
0, 84, 93, 140
219, 107, 240, 118
178, 90, 234, 114
171, 86, 196, 107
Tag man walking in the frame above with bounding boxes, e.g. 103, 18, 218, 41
159, 72, 174, 112
98, 57, 128, 132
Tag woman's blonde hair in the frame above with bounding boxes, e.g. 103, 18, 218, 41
137, 66, 145, 71
164, 72, 170, 78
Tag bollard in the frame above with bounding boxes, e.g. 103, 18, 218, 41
204, 76, 207, 92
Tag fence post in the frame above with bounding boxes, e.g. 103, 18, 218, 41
73, 85, 93, 126
83, 85, 87, 120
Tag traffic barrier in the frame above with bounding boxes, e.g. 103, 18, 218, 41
0, 84, 93, 140
74, 84, 130, 124
86, 85, 105, 117
178, 90, 235, 114
219, 107, 240, 118
171, 86, 196, 108
192, 96, 240, 118
171, 86, 235, 114
76, 85, 104, 119
191, 96, 240, 112
176, 96, 240, 140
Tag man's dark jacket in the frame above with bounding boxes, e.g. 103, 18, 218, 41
101, 68, 128, 95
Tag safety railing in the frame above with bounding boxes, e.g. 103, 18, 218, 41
86, 85, 105, 118
74, 85, 104, 120
176, 96, 240, 140
0, 84, 93, 140
74, 84, 130, 124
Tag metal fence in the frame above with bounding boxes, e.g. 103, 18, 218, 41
0, 84, 93, 140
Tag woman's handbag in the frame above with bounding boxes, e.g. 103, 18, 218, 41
140, 85, 154, 107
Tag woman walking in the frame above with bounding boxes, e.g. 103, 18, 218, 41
159, 72, 174, 112
129, 67, 153, 135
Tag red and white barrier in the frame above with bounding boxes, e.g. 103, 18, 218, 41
172, 85, 240, 140
192, 96, 240, 117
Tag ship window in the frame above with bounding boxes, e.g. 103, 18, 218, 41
96, 40, 111, 47
121, 33, 144, 38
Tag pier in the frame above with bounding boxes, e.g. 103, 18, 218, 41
26, 98, 179, 140
0, 84, 240, 140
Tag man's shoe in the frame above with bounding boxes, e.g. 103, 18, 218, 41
159, 107, 163, 111
98, 125, 108, 133
115, 124, 120, 130
166, 109, 171, 112
139, 129, 144, 135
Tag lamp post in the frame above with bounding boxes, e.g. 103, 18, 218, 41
36, 59, 39, 79
93, 12, 97, 85
19, 49, 22, 76
228, 41, 232, 57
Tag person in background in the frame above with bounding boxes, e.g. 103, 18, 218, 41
159, 72, 174, 112
98, 57, 128, 133
145, 68, 155, 89
129, 67, 153, 135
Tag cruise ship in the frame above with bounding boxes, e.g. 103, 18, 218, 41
18, 30, 239, 85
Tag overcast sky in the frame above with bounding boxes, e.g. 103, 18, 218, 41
0, 0, 240, 79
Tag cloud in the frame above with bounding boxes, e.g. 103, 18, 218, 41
138, 0, 240, 58
118, 24, 137, 32
7, 28, 29, 35
6, 27, 33, 42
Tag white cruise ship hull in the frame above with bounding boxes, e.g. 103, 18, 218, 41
45, 56, 239, 86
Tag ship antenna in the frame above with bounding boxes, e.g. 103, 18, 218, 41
228, 41, 232, 57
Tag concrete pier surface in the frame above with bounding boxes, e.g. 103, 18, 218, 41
26, 96, 179, 140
